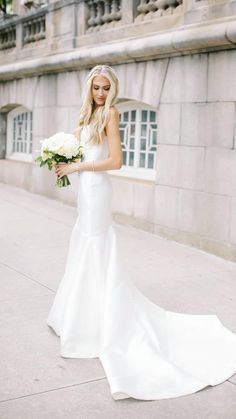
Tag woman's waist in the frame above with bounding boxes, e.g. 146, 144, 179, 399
79, 170, 109, 180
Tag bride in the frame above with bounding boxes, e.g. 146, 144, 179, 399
47, 64, 236, 401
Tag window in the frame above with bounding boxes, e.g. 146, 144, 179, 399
7, 106, 33, 161
109, 101, 158, 181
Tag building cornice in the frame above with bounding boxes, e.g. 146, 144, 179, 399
0, 17, 236, 81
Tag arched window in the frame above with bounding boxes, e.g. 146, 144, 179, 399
6, 106, 33, 161
112, 101, 158, 180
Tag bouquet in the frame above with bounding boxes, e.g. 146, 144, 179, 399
35, 132, 84, 187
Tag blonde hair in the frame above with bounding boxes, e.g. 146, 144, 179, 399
74, 65, 119, 145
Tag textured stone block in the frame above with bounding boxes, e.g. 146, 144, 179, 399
34, 75, 57, 108
133, 182, 155, 222
208, 50, 236, 101
154, 185, 179, 229
0, 77, 38, 111
51, 6, 74, 37
205, 148, 236, 197
69, 107, 80, 132
57, 71, 86, 107
156, 145, 205, 190
33, 107, 58, 137
181, 102, 235, 148
158, 104, 181, 145
161, 54, 208, 103
116, 59, 169, 108
177, 189, 230, 241
56, 107, 70, 132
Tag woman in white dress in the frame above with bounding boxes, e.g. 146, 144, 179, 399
47, 64, 236, 401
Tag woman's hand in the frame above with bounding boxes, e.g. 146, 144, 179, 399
54, 162, 79, 178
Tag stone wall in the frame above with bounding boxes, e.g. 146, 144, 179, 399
0, 50, 236, 261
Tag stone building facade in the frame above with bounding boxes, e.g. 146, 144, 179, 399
0, 0, 236, 261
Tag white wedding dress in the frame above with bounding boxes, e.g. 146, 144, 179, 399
47, 124, 236, 401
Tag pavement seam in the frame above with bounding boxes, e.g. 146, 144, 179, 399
0, 260, 55, 293
0, 377, 107, 404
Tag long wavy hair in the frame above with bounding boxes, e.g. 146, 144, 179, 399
74, 65, 119, 145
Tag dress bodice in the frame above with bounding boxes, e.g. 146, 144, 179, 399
79, 124, 109, 163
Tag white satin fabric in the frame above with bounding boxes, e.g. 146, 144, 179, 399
47, 125, 236, 401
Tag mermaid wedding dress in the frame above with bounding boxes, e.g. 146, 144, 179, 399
47, 124, 236, 401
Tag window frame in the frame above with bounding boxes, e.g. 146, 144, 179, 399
6, 106, 33, 162
108, 101, 158, 181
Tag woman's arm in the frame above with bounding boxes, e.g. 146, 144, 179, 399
54, 107, 122, 178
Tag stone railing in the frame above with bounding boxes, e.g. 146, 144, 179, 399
23, 13, 46, 45
136, 0, 183, 21
0, 7, 47, 52
0, 25, 16, 50
86, 0, 122, 32
0, 0, 235, 64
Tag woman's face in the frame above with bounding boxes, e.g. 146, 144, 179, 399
92, 75, 111, 107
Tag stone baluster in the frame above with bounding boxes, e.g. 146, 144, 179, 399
87, 0, 97, 28
86, 0, 121, 33
137, 0, 148, 14
0, 26, 16, 50
110, 0, 121, 21
102, 0, 112, 23
136, 0, 183, 20
93, 0, 104, 26
155, 0, 168, 16
23, 14, 46, 45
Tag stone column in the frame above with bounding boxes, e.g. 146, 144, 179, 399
77, 1, 90, 36
121, 0, 139, 24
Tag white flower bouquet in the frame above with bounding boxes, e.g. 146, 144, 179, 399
35, 132, 84, 187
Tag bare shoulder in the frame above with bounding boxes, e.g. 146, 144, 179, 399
108, 106, 119, 120
104, 106, 119, 136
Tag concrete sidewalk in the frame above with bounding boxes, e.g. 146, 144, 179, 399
0, 182, 235, 419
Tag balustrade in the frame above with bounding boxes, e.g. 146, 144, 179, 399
0, 25, 16, 50
136, 0, 183, 20
86, 0, 122, 32
23, 15, 46, 45
0, 0, 234, 56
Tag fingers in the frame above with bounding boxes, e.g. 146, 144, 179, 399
55, 164, 66, 177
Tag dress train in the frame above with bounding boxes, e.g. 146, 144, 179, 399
47, 125, 236, 400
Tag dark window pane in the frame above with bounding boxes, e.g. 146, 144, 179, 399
130, 138, 135, 150
141, 110, 147, 122
139, 153, 146, 168
141, 124, 147, 136
122, 150, 127, 164
130, 124, 135, 136
131, 110, 136, 121
150, 111, 156, 122
141, 138, 146, 150
152, 131, 157, 145
129, 151, 134, 166
119, 123, 126, 129
124, 111, 129, 122
148, 153, 154, 168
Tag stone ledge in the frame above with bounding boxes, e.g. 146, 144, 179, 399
0, 17, 236, 81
